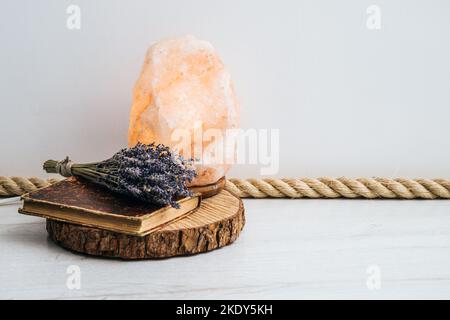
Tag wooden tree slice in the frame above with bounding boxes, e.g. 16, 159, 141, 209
46, 190, 245, 259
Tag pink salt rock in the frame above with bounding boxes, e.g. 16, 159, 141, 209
128, 36, 240, 186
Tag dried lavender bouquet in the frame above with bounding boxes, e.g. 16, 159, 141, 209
43, 143, 196, 208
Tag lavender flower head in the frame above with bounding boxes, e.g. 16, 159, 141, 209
43, 143, 197, 208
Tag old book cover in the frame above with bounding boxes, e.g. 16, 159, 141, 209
18, 177, 201, 236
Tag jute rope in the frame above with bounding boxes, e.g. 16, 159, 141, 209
0, 177, 60, 197
1, 176, 450, 199
226, 178, 450, 199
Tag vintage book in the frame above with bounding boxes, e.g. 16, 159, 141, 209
18, 177, 201, 236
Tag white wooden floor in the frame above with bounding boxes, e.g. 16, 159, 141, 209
1, 198, 450, 299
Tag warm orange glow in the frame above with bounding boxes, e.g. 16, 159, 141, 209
128, 36, 239, 186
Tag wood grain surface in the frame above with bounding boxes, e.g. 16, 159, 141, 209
1, 199, 450, 299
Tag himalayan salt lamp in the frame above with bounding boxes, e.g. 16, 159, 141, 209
128, 36, 239, 186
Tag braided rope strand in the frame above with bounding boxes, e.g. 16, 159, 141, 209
0, 177, 59, 197
1, 176, 450, 199
225, 177, 450, 199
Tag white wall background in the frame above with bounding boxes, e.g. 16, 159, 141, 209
1, 0, 449, 179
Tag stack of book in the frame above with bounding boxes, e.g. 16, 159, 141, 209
19, 177, 201, 236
